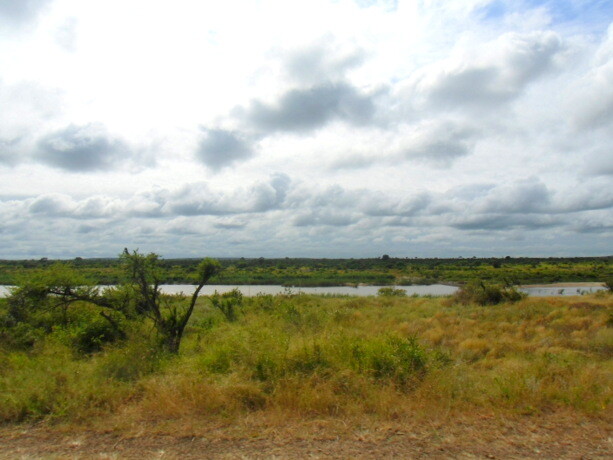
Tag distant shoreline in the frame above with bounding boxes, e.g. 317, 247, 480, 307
520, 282, 604, 288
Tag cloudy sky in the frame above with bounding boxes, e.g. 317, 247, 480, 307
0, 0, 612, 258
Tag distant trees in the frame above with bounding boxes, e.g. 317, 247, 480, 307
3, 250, 221, 354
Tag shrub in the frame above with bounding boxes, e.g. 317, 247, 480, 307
210, 288, 244, 322
452, 281, 526, 306
97, 339, 163, 382
377, 287, 407, 297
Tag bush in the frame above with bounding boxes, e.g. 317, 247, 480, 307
348, 335, 427, 386
98, 339, 163, 382
452, 281, 526, 306
377, 287, 407, 297
210, 289, 244, 322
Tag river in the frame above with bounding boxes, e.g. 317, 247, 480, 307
0, 283, 606, 298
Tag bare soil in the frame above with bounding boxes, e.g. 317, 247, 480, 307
1, 412, 611, 459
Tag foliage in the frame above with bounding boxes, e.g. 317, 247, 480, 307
604, 277, 613, 292
1, 256, 611, 286
209, 288, 244, 322
117, 249, 221, 353
377, 287, 407, 297
1, 250, 221, 354
452, 281, 527, 306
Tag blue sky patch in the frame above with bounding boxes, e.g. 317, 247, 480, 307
478, 0, 612, 33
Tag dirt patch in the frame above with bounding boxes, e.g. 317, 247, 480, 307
1, 413, 611, 459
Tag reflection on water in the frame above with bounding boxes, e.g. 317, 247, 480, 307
0, 284, 606, 298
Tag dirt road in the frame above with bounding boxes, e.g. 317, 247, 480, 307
1, 413, 611, 459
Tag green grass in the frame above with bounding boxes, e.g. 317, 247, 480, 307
0, 292, 611, 424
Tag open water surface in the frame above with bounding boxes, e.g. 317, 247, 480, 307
0, 283, 606, 298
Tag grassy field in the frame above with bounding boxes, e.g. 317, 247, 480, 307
1, 289, 611, 457
1, 291, 611, 424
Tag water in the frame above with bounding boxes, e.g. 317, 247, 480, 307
518, 285, 605, 297
0, 283, 606, 298
153, 284, 458, 297
0, 284, 455, 297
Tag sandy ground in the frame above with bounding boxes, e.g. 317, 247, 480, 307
1, 413, 611, 459
520, 282, 606, 288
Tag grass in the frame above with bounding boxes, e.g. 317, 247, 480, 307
0, 292, 611, 426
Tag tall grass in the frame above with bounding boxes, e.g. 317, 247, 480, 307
0, 292, 611, 424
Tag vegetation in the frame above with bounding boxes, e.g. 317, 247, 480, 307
1, 255, 611, 286
377, 287, 407, 297
451, 281, 526, 305
2, 250, 220, 354
0, 276, 611, 425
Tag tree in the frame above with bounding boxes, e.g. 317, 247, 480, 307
119, 249, 221, 353
5, 250, 221, 354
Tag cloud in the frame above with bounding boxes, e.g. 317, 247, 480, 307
243, 82, 376, 134
36, 124, 128, 172
583, 147, 613, 176
413, 31, 564, 109
196, 128, 255, 171
55, 17, 78, 52
360, 191, 431, 217
164, 173, 291, 216
293, 210, 358, 227
28, 193, 120, 218
0, 137, 21, 165
28, 194, 74, 216
449, 213, 562, 231
283, 39, 365, 85
0, 80, 63, 156
0, 0, 52, 27
401, 120, 476, 166
477, 179, 551, 214
571, 24, 613, 130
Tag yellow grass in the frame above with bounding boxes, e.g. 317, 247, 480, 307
1, 293, 611, 426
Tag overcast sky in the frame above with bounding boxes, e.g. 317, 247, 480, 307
0, 0, 611, 258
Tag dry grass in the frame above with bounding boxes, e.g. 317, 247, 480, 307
1, 293, 611, 427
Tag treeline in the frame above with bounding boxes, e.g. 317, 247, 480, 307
0, 256, 611, 286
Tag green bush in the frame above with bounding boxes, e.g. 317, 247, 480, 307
210, 289, 244, 322
452, 281, 526, 306
347, 336, 426, 386
377, 287, 407, 297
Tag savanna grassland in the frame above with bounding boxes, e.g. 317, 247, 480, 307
1, 284, 612, 458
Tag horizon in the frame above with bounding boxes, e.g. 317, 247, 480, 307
1, 254, 611, 261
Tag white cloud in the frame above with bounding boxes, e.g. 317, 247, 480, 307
0, 0, 611, 257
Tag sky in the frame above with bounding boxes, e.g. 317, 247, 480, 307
0, 0, 612, 259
